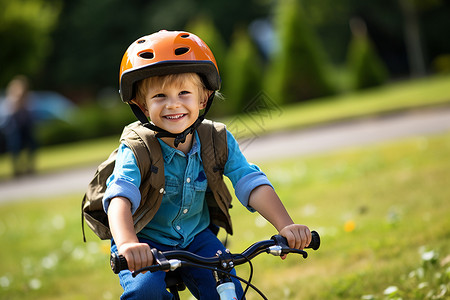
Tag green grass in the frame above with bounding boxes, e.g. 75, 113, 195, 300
226, 74, 450, 137
0, 136, 118, 180
1, 74, 449, 180
1, 132, 449, 299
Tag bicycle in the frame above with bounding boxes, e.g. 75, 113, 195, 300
111, 230, 320, 300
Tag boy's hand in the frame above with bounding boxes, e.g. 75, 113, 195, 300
118, 242, 153, 272
279, 224, 312, 255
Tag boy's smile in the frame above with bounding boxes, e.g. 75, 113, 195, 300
164, 113, 186, 120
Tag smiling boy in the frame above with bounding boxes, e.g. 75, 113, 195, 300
104, 30, 311, 300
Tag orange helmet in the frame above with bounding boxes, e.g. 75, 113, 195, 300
119, 30, 220, 103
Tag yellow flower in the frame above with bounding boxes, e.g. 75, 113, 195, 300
100, 242, 111, 254
344, 220, 356, 232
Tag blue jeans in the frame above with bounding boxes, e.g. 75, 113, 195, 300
111, 228, 244, 299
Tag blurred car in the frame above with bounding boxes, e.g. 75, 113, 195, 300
0, 90, 76, 123
0, 90, 77, 153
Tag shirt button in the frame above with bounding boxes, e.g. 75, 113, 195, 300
176, 226, 181, 230
186, 178, 191, 183
159, 188, 164, 194
183, 209, 188, 214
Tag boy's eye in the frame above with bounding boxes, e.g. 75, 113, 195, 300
153, 93, 165, 98
179, 91, 190, 95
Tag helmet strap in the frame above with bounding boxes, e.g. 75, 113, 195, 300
128, 92, 215, 148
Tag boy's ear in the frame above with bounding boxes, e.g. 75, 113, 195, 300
131, 99, 150, 117
199, 91, 213, 109
199, 99, 207, 109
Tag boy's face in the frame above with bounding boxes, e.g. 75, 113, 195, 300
140, 76, 207, 134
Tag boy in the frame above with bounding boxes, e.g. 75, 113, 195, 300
105, 30, 311, 299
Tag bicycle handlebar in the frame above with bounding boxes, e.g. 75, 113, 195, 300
111, 231, 320, 275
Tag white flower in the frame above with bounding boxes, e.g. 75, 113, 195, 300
0, 276, 11, 288
42, 253, 59, 269
71, 247, 85, 260
29, 278, 42, 290
421, 250, 437, 262
417, 282, 428, 289
383, 286, 399, 296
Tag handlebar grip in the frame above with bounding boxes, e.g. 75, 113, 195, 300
307, 230, 320, 250
110, 252, 128, 274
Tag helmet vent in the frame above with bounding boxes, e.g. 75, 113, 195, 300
180, 34, 190, 38
137, 39, 146, 44
175, 47, 190, 56
139, 51, 154, 59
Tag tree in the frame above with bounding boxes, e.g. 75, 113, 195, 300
42, 0, 146, 96
266, 0, 336, 104
186, 17, 228, 77
186, 17, 229, 117
0, 0, 60, 87
222, 27, 264, 115
42, 0, 272, 100
347, 18, 389, 90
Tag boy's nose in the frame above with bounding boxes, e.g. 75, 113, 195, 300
165, 96, 181, 108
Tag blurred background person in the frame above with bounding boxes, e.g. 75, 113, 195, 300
1, 75, 37, 177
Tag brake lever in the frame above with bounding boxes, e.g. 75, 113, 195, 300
287, 248, 308, 258
131, 248, 172, 277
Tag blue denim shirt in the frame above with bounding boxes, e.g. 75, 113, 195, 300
103, 130, 272, 248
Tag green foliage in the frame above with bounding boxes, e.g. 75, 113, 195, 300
186, 16, 232, 118
45, 0, 270, 92
186, 17, 229, 117
298, 0, 353, 64
222, 28, 264, 115
0, 0, 60, 86
1, 0, 449, 100
266, 0, 336, 104
347, 19, 389, 90
44, 0, 143, 89
186, 17, 228, 74
36, 100, 135, 146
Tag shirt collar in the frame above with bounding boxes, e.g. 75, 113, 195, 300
158, 131, 202, 164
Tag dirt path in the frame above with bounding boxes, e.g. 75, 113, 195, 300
1, 106, 449, 203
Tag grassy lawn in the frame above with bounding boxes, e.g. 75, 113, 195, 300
1, 131, 449, 299
1, 74, 449, 179
222, 74, 450, 138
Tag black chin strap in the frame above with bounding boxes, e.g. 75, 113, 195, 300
129, 93, 215, 148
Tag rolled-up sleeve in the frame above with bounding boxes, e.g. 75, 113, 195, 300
224, 131, 273, 211
102, 143, 142, 215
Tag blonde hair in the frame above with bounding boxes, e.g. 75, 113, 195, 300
135, 73, 210, 107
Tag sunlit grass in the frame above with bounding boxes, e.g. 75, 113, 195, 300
1, 132, 449, 299
0, 193, 122, 299
229, 132, 450, 299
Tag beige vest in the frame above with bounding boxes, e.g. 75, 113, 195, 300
82, 120, 233, 241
